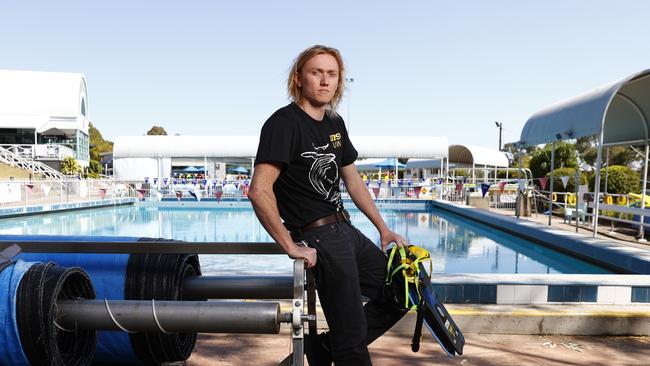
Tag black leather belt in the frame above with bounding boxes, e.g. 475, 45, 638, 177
301, 209, 350, 231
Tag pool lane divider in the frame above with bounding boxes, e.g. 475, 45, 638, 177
430, 200, 650, 274
0, 197, 136, 219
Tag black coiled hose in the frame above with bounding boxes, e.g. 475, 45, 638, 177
16, 262, 96, 366
124, 251, 202, 365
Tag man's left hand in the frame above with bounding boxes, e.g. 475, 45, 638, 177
380, 230, 408, 253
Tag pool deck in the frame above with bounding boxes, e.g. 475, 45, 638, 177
188, 331, 650, 366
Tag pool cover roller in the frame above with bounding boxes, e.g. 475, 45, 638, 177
1, 259, 96, 366
2, 234, 201, 365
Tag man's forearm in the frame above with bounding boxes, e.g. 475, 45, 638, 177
249, 189, 296, 254
346, 178, 389, 234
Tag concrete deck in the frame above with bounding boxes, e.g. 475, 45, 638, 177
188, 331, 650, 365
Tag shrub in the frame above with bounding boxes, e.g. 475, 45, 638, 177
60, 157, 81, 175
589, 165, 640, 194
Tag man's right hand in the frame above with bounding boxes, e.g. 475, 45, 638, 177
287, 244, 317, 268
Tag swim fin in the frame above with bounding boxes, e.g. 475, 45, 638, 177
408, 263, 464, 356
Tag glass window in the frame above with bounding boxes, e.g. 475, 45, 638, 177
0, 128, 36, 144
81, 97, 86, 116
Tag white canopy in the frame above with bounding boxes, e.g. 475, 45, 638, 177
519, 69, 650, 147
448, 144, 509, 167
113, 135, 448, 159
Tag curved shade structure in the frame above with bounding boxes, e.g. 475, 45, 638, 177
519, 69, 650, 147
448, 144, 509, 167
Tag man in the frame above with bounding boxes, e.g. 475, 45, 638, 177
248, 45, 407, 366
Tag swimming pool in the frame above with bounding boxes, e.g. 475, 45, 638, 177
0, 204, 613, 275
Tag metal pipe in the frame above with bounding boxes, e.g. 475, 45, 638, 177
56, 299, 282, 334
0, 241, 284, 254
183, 276, 294, 300
639, 144, 649, 242
549, 142, 555, 226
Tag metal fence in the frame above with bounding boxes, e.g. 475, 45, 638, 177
0, 179, 136, 208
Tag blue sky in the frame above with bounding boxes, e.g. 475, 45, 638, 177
1, 1, 648, 148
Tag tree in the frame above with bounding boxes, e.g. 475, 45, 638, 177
146, 125, 168, 135
529, 142, 577, 179
589, 165, 640, 194
89, 122, 113, 160
61, 157, 81, 175
575, 136, 641, 170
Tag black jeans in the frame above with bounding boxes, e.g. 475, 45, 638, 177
292, 221, 407, 366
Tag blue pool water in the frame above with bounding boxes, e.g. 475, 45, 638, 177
0, 204, 613, 275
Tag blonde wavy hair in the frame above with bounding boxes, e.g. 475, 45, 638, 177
287, 45, 346, 111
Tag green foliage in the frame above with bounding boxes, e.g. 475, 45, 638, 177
146, 125, 168, 135
88, 160, 102, 175
529, 142, 577, 178
546, 167, 587, 192
89, 122, 113, 162
575, 136, 641, 170
590, 165, 640, 194
61, 157, 81, 175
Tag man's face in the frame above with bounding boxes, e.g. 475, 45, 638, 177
297, 53, 339, 107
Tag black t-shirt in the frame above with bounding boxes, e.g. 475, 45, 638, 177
254, 103, 358, 229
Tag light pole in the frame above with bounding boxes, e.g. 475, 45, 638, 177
495, 121, 503, 151
345, 77, 354, 132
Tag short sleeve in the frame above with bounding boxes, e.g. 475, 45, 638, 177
254, 114, 295, 167
340, 118, 358, 167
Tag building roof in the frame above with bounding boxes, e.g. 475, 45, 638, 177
113, 135, 449, 159
448, 144, 509, 167
519, 69, 650, 147
0, 69, 88, 120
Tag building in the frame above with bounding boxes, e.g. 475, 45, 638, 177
0, 69, 90, 168
112, 135, 449, 181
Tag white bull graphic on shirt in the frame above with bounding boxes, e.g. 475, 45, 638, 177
301, 143, 341, 204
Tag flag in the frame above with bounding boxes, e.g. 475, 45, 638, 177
455, 183, 463, 193
498, 181, 506, 193
215, 190, 223, 201
176, 191, 183, 201
539, 177, 548, 190
137, 189, 146, 200
26, 184, 34, 194
144, 177, 149, 184
163, 178, 168, 186
99, 188, 107, 199
372, 187, 380, 199
481, 183, 491, 198
42, 184, 51, 197
153, 178, 158, 185
437, 178, 443, 185
560, 176, 569, 189
414, 187, 422, 197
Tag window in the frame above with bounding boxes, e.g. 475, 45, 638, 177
0, 128, 36, 144
81, 97, 86, 116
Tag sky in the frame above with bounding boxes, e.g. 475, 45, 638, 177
1, 1, 648, 149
